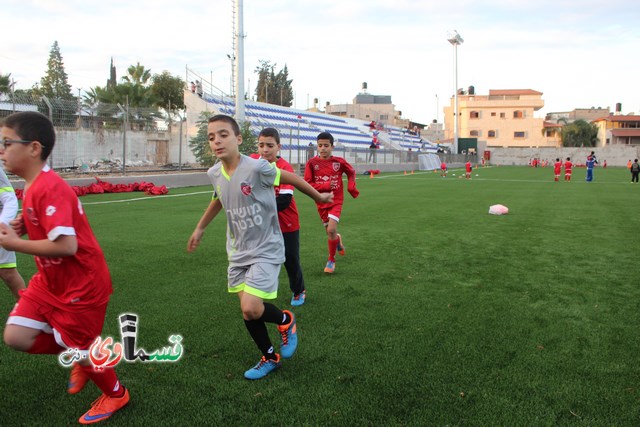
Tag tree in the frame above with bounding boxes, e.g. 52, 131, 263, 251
560, 119, 599, 147
151, 71, 185, 113
254, 60, 293, 106
39, 41, 74, 100
122, 62, 152, 86
0, 73, 11, 95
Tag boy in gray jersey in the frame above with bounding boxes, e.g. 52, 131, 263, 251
187, 115, 332, 380
0, 164, 26, 299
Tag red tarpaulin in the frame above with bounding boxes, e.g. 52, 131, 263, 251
15, 177, 168, 200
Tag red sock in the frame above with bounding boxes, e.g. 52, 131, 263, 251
328, 238, 339, 262
28, 333, 64, 354
81, 365, 124, 397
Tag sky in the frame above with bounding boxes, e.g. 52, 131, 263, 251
3, 0, 640, 125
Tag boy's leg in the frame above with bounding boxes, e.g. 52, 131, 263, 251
282, 231, 305, 297
0, 266, 26, 300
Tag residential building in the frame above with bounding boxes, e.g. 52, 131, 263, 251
444, 88, 560, 148
592, 114, 640, 146
545, 107, 610, 124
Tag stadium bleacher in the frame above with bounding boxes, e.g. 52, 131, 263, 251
202, 94, 438, 153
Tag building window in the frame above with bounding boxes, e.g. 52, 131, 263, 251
500, 112, 506, 118
514, 131, 526, 138
380, 114, 388, 120
488, 130, 496, 138
513, 110, 523, 119
491, 112, 496, 117
470, 130, 479, 136
470, 111, 480, 119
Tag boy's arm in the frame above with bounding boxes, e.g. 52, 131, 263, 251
343, 160, 360, 199
187, 198, 223, 253
0, 223, 78, 256
280, 170, 333, 204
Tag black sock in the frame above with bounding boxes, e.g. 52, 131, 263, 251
261, 303, 290, 325
243, 319, 276, 360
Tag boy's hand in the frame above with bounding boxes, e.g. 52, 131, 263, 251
0, 222, 20, 251
347, 182, 360, 199
318, 192, 333, 204
187, 229, 204, 253
10, 214, 26, 236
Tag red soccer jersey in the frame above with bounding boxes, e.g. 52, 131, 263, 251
465, 162, 472, 172
554, 161, 562, 174
22, 167, 112, 311
564, 161, 573, 173
304, 155, 356, 208
249, 154, 300, 232
441, 163, 447, 170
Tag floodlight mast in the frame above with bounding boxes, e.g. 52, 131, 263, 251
447, 30, 463, 154
235, 0, 245, 122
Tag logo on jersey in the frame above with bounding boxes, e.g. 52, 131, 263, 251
25, 207, 40, 226
333, 162, 340, 172
240, 181, 253, 196
46, 205, 56, 216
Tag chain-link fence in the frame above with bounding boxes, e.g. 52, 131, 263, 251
0, 92, 199, 174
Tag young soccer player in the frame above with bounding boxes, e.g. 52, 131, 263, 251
187, 115, 332, 380
564, 157, 573, 181
252, 127, 307, 306
553, 158, 562, 182
304, 132, 359, 274
0, 112, 129, 424
440, 161, 447, 177
465, 160, 472, 179
585, 155, 596, 182
0, 165, 26, 299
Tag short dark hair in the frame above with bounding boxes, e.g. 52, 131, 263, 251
1, 111, 55, 160
208, 114, 240, 136
317, 131, 334, 145
258, 127, 280, 144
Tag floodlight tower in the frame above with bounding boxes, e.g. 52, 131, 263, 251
447, 30, 464, 154
234, 0, 246, 122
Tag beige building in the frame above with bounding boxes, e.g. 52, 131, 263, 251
593, 114, 640, 147
444, 89, 560, 148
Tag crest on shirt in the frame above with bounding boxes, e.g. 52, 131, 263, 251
333, 162, 340, 172
46, 205, 56, 216
240, 181, 252, 196
25, 207, 39, 226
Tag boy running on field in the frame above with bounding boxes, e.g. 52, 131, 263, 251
0, 112, 129, 424
187, 115, 332, 380
251, 127, 307, 306
304, 132, 359, 274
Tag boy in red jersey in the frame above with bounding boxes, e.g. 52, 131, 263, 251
440, 162, 447, 177
252, 128, 307, 306
304, 132, 359, 274
553, 158, 562, 181
0, 112, 129, 424
564, 157, 573, 181
465, 161, 472, 179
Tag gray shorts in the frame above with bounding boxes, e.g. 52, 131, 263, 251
227, 262, 281, 300
0, 246, 17, 268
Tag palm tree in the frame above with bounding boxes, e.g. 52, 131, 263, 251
0, 73, 11, 95
122, 63, 152, 86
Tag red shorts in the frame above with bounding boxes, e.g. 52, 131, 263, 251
317, 203, 343, 224
7, 291, 108, 350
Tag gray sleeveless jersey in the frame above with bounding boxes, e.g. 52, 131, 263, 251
207, 155, 285, 266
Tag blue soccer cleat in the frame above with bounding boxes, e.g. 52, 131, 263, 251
291, 290, 306, 307
324, 260, 335, 274
277, 310, 298, 359
244, 354, 281, 380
